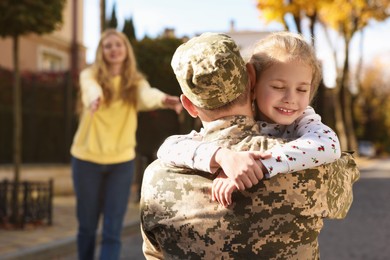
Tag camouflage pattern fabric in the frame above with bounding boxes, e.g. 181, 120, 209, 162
325, 151, 360, 219
140, 115, 360, 259
171, 33, 248, 109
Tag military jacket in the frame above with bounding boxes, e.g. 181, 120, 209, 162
140, 116, 360, 260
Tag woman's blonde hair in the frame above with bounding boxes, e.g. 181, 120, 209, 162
249, 31, 322, 102
93, 29, 144, 107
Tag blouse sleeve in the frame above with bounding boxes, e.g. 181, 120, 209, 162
157, 131, 221, 173
260, 107, 341, 178
136, 79, 166, 111
79, 67, 103, 107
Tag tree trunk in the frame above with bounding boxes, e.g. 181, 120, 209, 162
333, 85, 348, 150
308, 13, 317, 46
343, 83, 358, 151
284, 14, 302, 33
11, 35, 22, 225
64, 0, 78, 161
349, 30, 365, 154
318, 21, 348, 150
294, 14, 302, 33
100, 0, 106, 33
341, 37, 358, 152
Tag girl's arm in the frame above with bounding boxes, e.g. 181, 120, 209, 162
157, 130, 221, 173
158, 107, 340, 179
157, 132, 269, 191
212, 107, 341, 207
260, 106, 341, 178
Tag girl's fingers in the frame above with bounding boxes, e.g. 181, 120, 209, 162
249, 151, 272, 160
247, 169, 259, 185
212, 179, 223, 203
220, 183, 229, 207
235, 179, 246, 191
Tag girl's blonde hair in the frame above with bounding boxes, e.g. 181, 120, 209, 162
249, 31, 322, 102
93, 29, 144, 107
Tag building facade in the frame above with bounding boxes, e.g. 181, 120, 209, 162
0, 0, 86, 72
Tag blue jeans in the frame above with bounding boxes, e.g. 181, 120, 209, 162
71, 157, 134, 260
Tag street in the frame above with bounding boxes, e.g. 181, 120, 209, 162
59, 224, 145, 260
319, 158, 390, 259
119, 227, 144, 260
69, 158, 390, 260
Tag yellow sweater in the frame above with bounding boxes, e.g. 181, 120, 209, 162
70, 67, 167, 164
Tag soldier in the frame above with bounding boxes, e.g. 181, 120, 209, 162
140, 33, 359, 259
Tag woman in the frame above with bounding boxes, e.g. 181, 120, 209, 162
70, 29, 181, 260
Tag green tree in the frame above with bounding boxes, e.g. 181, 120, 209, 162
122, 17, 137, 43
134, 37, 184, 96
107, 3, 118, 29
256, 0, 390, 152
0, 0, 66, 225
133, 36, 198, 134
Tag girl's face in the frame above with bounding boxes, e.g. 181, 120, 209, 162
254, 59, 312, 125
102, 34, 127, 66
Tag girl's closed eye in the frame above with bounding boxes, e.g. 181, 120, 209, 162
270, 84, 285, 90
297, 84, 310, 93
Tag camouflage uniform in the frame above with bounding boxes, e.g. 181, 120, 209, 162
140, 115, 359, 259
140, 33, 360, 259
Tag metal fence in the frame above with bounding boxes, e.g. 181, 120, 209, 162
0, 179, 53, 228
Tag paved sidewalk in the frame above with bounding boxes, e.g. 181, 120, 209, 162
0, 164, 141, 260
0, 196, 140, 260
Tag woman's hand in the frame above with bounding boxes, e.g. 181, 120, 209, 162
163, 95, 183, 114
89, 97, 101, 114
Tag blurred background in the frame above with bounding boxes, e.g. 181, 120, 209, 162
0, 0, 390, 259
1, 0, 390, 165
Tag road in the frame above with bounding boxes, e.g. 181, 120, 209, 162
119, 228, 144, 260
319, 158, 390, 260
59, 225, 145, 260
69, 158, 390, 260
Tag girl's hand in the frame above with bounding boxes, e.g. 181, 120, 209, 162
212, 171, 236, 207
89, 97, 101, 114
213, 148, 271, 191
163, 95, 183, 114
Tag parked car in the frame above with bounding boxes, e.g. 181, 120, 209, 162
358, 141, 376, 157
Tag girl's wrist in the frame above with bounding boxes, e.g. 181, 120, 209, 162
212, 147, 227, 167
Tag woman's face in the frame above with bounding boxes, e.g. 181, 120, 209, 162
101, 34, 127, 66
254, 59, 312, 125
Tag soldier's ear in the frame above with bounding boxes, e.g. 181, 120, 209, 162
180, 94, 198, 118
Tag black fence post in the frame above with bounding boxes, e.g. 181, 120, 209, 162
0, 180, 9, 221
48, 179, 53, 225
22, 181, 28, 228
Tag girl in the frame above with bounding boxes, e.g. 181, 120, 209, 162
70, 29, 181, 260
157, 31, 340, 206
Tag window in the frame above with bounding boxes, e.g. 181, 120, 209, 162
41, 52, 63, 71
38, 46, 68, 71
